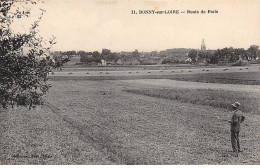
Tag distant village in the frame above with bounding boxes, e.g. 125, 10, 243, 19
49, 39, 260, 67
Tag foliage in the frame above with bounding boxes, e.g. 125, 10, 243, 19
188, 49, 198, 62
78, 51, 101, 64
247, 45, 259, 60
100, 49, 119, 62
208, 47, 256, 64
101, 48, 110, 56
162, 59, 185, 64
51, 52, 70, 70
63, 50, 76, 56
0, 0, 55, 109
92, 51, 100, 58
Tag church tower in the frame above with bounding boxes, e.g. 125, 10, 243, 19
201, 39, 206, 51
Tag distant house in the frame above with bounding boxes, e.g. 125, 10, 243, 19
65, 55, 80, 66
218, 55, 231, 64
132, 59, 140, 65
140, 57, 164, 65
101, 59, 107, 66
107, 60, 115, 65
85, 52, 93, 58
116, 59, 124, 65
185, 57, 192, 63
139, 54, 145, 58
150, 57, 164, 64
124, 60, 133, 65
51, 51, 64, 62
157, 58, 163, 64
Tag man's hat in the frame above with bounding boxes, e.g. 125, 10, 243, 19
232, 102, 241, 108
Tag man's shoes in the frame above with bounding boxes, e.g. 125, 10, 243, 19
238, 150, 243, 153
232, 150, 239, 157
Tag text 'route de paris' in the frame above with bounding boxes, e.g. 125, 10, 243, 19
131, 9, 218, 15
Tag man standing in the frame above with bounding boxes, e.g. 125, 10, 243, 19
229, 102, 245, 156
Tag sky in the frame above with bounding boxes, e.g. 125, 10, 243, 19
12, 0, 260, 52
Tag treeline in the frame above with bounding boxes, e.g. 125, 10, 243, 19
78, 49, 140, 64
75, 45, 260, 65
188, 45, 259, 64
49, 51, 74, 70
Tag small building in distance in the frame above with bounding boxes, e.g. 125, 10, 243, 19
101, 59, 107, 66
116, 59, 124, 65
132, 59, 140, 65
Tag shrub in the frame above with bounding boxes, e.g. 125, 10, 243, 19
0, 0, 56, 109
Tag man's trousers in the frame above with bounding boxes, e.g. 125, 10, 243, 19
231, 131, 240, 153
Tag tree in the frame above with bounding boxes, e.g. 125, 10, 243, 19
78, 51, 88, 62
188, 49, 198, 62
197, 51, 212, 63
257, 50, 260, 59
101, 49, 111, 56
100, 49, 119, 62
78, 50, 101, 64
0, 0, 56, 109
247, 45, 259, 60
209, 53, 219, 64
132, 49, 140, 60
92, 51, 100, 58
109, 52, 119, 62
198, 51, 205, 59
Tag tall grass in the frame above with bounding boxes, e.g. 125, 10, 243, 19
170, 72, 260, 85
126, 88, 260, 114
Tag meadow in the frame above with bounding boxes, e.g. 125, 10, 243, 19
169, 71, 260, 85
125, 88, 260, 114
0, 65, 260, 164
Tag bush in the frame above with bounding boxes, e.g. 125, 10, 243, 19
232, 60, 249, 66
0, 0, 55, 109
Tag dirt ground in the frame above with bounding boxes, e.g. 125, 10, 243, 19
1, 76, 260, 164
50, 64, 260, 77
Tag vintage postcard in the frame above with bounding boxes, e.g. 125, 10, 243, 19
0, 0, 260, 165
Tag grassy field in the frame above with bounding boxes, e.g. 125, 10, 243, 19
125, 88, 260, 114
170, 72, 260, 85
1, 76, 260, 164
49, 71, 260, 85
49, 65, 260, 85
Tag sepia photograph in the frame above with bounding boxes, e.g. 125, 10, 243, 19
0, 0, 260, 165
